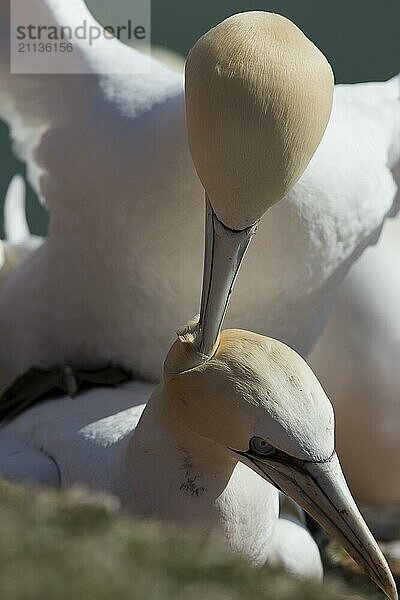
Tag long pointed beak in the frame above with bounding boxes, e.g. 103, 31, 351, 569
237, 450, 397, 600
198, 194, 258, 357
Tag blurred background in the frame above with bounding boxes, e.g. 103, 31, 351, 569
1, 0, 399, 237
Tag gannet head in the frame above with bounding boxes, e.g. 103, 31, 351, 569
185, 12, 334, 358
186, 11, 334, 230
164, 326, 397, 600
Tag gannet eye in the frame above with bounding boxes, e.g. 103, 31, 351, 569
249, 436, 275, 457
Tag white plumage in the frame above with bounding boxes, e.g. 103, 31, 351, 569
0, 0, 398, 390
310, 207, 400, 512
268, 495, 323, 581
0, 7, 399, 594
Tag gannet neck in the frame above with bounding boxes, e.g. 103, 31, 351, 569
127, 386, 243, 515
43, 78, 189, 247
132, 384, 233, 471
125, 384, 279, 566
125, 386, 279, 565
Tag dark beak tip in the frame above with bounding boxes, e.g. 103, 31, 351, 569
386, 581, 398, 600
373, 566, 398, 600
385, 588, 398, 600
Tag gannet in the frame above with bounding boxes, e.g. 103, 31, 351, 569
0, 1, 399, 389
2, 323, 396, 597
0, 12, 397, 599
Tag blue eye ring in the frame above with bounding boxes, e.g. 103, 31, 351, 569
249, 436, 275, 457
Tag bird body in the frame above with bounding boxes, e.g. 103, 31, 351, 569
0, 0, 398, 389
269, 518, 323, 579
268, 495, 323, 580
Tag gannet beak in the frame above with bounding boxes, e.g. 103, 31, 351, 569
198, 195, 258, 357
237, 450, 397, 600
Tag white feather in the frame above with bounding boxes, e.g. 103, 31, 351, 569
4, 175, 29, 243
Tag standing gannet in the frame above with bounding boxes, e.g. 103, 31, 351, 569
0, 1, 399, 388
0, 12, 397, 599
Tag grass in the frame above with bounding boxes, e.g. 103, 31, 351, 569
0, 479, 390, 600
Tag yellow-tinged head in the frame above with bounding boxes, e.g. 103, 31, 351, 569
164, 327, 334, 461
185, 11, 334, 230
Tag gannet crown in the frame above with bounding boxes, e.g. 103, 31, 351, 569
185, 11, 334, 230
